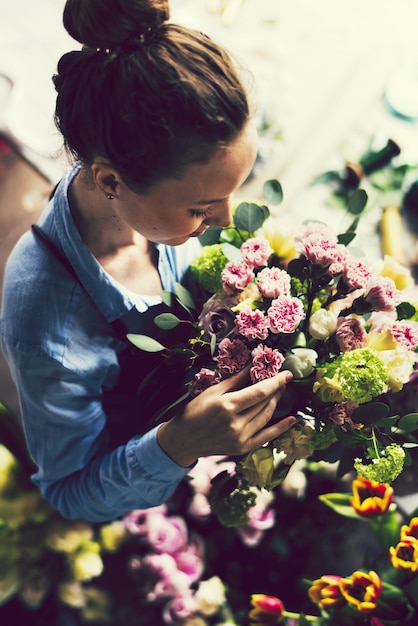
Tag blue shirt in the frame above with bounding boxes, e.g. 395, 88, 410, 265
0, 164, 202, 522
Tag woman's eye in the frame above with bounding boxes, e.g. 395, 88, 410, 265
190, 209, 210, 218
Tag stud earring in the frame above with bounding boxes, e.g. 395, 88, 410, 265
107, 194, 114, 200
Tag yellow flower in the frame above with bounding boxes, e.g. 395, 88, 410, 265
350, 476, 394, 517
308, 575, 345, 609
240, 447, 275, 488
374, 255, 414, 291
58, 580, 85, 608
45, 520, 94, 553
400, 517, 418, 540
339, 570, 382, 613
378, 345, 416, 392
81, 587, 111, 623
366, 329, 398, 352
99, 521, 128, 552
195, 576, 226, 616
390, 538, 418, 571
313, 369, 344, 403
256, 216, 297, 261
70, 542, 103, 581
0, 445, 18, 494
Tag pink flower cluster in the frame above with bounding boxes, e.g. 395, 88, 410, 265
123, 506, 205, 624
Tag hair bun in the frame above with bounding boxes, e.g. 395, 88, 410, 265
63, 0, 170, 48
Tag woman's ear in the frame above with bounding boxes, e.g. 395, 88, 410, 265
91, 162, 121, 198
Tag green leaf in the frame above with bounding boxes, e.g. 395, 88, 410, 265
263, 179, 283, 205
337, 232, 356, 246
318, 493, 361, 519
312, 170, 342, 185
352, 402, 391, 425
347, 188, 368, 214
397, 413, 418, 433
126, 333, 166, 352
174, 282, 195, 310
233, 202, 268, 233
160, 290, 173, 307
396, 301, 416, 321
198, 226, 223, 246
154, 313, 181, 330
287, 257, 309, 280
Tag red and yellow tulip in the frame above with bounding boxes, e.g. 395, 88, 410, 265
390, 538, 418, 571
308, 575, 344, 609
339, 570, 382, 614
350, 476, 393, 518
249, 594, 285, 624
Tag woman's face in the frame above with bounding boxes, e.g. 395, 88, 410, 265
116, 121, 258, 246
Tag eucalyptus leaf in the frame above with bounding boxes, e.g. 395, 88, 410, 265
126, 333, 166, 352
263, 179, 283, 205
337, 232, 356, 246
396, 301, 416, 321
347, 188, 368, 215
160, 290, 173, 307
397, 413, 418, 433
352, 402, 391, 425
174, 282, 195, 310
198, 226, 223, 246
233, 202, 267, 233
154, 313, 181, 330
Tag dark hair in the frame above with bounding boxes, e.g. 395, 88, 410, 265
53, 0, 250, 192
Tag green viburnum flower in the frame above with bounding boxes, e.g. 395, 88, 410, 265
190, 244, 229, 293
354, 444, 405, 484
335, 349, 388, 404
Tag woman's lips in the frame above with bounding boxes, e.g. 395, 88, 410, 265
190, 226, 209, 237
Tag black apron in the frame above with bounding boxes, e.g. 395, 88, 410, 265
31, 225, 196, 448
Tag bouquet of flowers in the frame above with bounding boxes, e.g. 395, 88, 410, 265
128, 180, 418, 527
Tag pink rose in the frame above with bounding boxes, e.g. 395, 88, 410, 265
257, 266, 291, 298
250, 344, 285, 382
123, 506, 167, 535
221, 261, 254, 294
267, 296, 305, 334
240, 237, 273, 268
235, 308, 270, 341
199, 295, 237, 343
162, 592, 197, 625
148, 570, 192, 602
147, 515, 188, 555
335, 317, 367, 352
174, 534, 205, 583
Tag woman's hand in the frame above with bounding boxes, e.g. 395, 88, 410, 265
157, 368, 296, 467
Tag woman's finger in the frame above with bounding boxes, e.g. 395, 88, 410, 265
247, 414, 296, 451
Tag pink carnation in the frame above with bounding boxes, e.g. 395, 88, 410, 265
300, 235, 341, 268
296, 222, 337, 245
240, 237, 273, 268
216, 337, 250, 374
162, 592, 196, 625
235, 308, 270, 341
364, 277, 402, 312
342, 257, 372, 291
250, 343, 285, 382
188, 368, 222, 396
335, 317, 367, 352
221, 261, 254, 294
147, 515, 188, 555
237, 506, 276, 547
267, 295, 305, 334
327, 245, 349, 276
257, 266, 291, 298
391, 320, 418, 350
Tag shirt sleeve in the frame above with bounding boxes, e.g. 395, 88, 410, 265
2, 345, 191, 522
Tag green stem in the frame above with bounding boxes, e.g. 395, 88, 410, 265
371, 426, 380, 459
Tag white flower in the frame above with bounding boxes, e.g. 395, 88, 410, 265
195, 576, 226, 616
309, 309, 338, 340
283, 347, 318, 378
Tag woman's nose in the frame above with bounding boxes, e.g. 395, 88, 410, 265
206, 198, 232, 228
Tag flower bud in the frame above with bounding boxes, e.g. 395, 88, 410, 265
308, 308, 338, 340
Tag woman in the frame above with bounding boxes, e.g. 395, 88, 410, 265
0, 0, 295, 522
